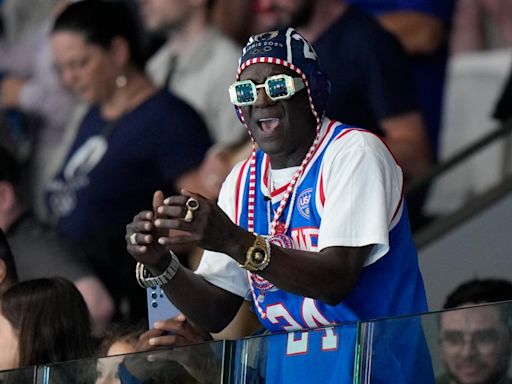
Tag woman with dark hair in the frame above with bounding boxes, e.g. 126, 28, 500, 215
0, 277, 95, 370
46, 0, 212, 320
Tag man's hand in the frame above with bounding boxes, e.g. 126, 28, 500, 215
154, 189, 247, 260
139, 314, 212, 351
125, 190, 170, 272
124, 314, 219, 384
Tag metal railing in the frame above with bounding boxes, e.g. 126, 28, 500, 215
407, 119, 512, 248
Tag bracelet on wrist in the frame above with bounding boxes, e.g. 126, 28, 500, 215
135, 252, 180, 289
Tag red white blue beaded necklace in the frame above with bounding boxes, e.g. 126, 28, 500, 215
236, 57, 323, 319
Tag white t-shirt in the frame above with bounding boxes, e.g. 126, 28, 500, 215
195, 119, 403, 299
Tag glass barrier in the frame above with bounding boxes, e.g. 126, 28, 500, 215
1, 301, 511, 384
358, 300, 512, 384
0, 366, 36, 384
36, 340, 227, 384
231, 321, 360, 384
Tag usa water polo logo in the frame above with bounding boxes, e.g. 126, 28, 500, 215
297, 188, 312, 219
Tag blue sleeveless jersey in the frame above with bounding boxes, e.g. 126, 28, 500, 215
233, 121, 433, 383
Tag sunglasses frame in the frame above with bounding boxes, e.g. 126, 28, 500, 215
229, 74, 305, 107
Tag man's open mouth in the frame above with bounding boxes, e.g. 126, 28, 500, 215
258, 118, 280, 133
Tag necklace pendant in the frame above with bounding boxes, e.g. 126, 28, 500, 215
275, 221, 286, 235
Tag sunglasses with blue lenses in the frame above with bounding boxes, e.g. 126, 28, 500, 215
229, 74, 305, 106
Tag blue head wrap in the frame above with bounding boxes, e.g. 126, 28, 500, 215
236, 27, 330, 124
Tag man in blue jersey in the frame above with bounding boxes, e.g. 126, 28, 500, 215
126, 27, 431, 383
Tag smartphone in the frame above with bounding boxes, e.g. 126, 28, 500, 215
146, 286, 181, 327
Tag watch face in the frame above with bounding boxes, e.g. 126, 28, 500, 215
252, 248, 266, 264
242, 236, 270, 272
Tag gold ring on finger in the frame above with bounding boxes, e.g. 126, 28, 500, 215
184, 197, 199, 222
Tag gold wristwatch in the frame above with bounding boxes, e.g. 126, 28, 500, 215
239, 235, 271, 272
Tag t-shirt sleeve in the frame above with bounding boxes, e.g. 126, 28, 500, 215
194, 161, 251, 298
317, 130, 403, 266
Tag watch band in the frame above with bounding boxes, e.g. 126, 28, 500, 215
239, 235, 271, 272
135, 252, 180, 288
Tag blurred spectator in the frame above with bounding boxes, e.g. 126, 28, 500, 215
255, 0, 431, 182
119, 314, 215, 383
211, 0, 253, 45
96, 322, 144, 384
451, 0, 512, 54
98, 321, 145, 357
0, 277, 96, 370
342, 0, 455, 229
0, 146, 114, 330
0, 0, 82, 218
140, 0, 247, 198
104, 311, 260, 384
46, 0, 212, 320
346, 0, 450, 55
0, 0, 62, 75
254, 0, 432, 229
0, 229, 17, 296
437, 278, 512, 384
345, 0, 455, 163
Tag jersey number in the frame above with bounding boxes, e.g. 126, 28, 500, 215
266, 298, 339, 355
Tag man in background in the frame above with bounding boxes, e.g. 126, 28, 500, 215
345, 0, 455, 163
139, 0, 248, 198
438, 278, 512, 384
254, 0, 433, 229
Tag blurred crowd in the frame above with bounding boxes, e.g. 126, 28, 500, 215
0, 0, 512, 382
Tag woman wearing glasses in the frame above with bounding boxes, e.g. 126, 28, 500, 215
46, 0, 212, 321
